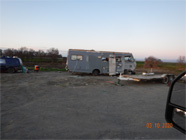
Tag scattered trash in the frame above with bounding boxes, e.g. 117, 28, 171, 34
23, 67, 29, 73
114, 79, 124, 86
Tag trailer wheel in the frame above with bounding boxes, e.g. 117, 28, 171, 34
92, 69, 100, 76
162, 76, 169, 84
168, 75, 175, 85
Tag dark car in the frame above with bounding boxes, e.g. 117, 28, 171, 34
0, 56, 23, 73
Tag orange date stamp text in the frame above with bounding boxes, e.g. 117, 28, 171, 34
146, 123, 173, 128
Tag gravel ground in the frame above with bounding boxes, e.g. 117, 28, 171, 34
1, 72, 185, 139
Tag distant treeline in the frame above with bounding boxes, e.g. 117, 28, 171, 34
0, 47, 62, 63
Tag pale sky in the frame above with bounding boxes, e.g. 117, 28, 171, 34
1, 0, 186, 61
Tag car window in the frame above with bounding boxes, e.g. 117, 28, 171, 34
15, 59, 20, 65
116, 56, 122, 62
18, 58, 23, 65
5, 58, 20, 65
6, 59, 13, 65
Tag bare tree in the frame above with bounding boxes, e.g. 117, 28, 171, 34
4, 48, 14, 57
177, 56, 185, 64
47, 48, 61, 62
36, 50, 46, 58
177, 56, 186, 70
144, 56, 162, 68
28, 49, 35, 59
2, 47, 62, 63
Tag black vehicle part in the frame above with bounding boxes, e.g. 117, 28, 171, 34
165, 71, 186, 134
163, 75, 175, 85
131, 71, 136, 75
163, 76, 169, 84
124, 69, 128, 74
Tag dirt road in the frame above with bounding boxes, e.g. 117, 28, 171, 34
1, 72, 185, 139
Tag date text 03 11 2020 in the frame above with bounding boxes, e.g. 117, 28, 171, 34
146, 123, 173, 128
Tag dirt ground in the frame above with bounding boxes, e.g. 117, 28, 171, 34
1, 72, 185, 139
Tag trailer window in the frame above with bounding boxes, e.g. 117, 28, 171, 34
116, 56, 121, 62
71, 55, 83, 61
102, 57, 108, 62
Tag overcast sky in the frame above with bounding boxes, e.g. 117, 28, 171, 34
1, 0, 185, 61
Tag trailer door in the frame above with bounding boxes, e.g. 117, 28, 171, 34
109, 55, 116, 75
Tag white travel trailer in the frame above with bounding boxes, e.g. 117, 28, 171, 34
66, 49, 136, 75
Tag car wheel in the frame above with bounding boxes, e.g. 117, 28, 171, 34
7, 67, 15, 73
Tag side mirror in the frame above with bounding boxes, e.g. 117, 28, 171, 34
165, 71, 186, 134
